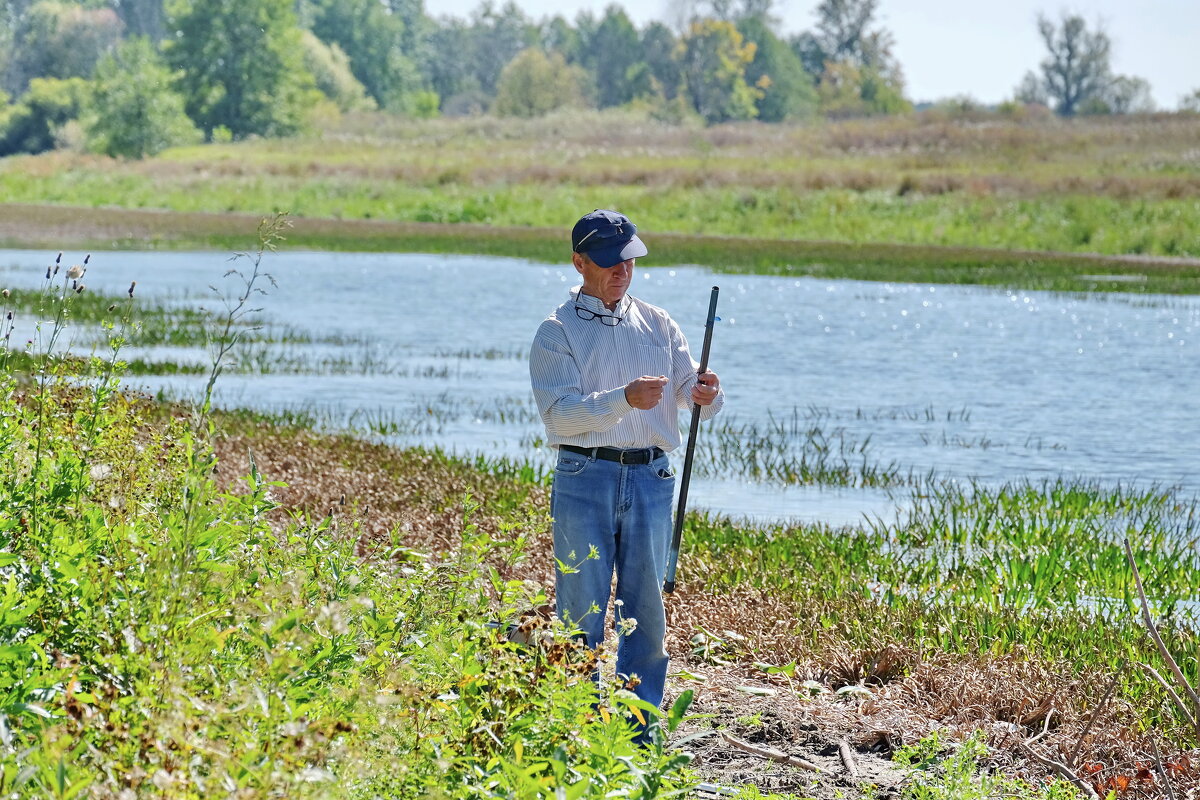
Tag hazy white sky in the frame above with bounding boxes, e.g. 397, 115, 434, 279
426, 0, 1199, 108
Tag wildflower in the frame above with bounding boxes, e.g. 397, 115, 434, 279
83, 254, 90, 265
1, 289, 8, 297
128, 281, 136, 298
45, 267, 51, 279
67, 265, 84, 280
75, 284, 86, 294
56, 252, 62, 263
107, 304, 116, 312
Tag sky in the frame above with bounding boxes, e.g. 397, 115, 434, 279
427, 0, 1199, 109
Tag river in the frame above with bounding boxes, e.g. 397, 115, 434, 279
2, 248, 1196, 526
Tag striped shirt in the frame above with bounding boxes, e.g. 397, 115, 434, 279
530, 287, 724, 452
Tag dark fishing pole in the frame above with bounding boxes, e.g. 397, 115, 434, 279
663, 286, 719, 594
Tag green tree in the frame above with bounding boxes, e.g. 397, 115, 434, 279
494, 47, 584, 118
577, 5, 641, 108
790, 0, 908, 116
816, 59, 908, 117
640, 22, 682, 100
307, 0, 422, 112
85, 36, 200, 158
111, 0, 166, 40
299, 30, 377, 113
738, 15, 816, 121
1101, 75, 1155, 114
0, 76, 88, 155
467, 1, 535, 97
5, 1, 124, 95
1181, 88, 1200, 113
166, 0, 318, 139
1032, 12, 1111, 117
677, 19, 760, 124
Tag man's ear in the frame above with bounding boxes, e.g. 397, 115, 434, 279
572, 253, 587, 274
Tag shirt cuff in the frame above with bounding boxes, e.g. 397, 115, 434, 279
606, 386, 633, 418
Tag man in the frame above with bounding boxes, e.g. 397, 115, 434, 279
529, 209, 724, 719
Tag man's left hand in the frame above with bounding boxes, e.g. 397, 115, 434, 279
691, 370, 720, 406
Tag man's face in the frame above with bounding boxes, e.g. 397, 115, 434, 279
574, 253, 634, 307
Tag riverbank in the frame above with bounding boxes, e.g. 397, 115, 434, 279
213, 412, 1200, 798
3, 202, 1200, 294
3, 356, 1197, 797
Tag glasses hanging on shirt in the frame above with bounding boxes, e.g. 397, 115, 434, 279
575, 305, 623, 326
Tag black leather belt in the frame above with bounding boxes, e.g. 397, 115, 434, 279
559, 444, 665, 465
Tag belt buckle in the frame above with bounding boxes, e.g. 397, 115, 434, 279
618, 449, 633, 465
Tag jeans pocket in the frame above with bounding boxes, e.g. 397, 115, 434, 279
556, 454, 589, 476
653, 458, 675, 481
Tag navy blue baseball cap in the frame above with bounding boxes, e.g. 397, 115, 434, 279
571, 209, 648, 268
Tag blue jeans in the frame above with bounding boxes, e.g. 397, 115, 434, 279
550, 448, 675, 712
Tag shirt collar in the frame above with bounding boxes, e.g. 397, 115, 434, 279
572, 286, 631, 316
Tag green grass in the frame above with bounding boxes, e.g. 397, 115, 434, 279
3, 111, 1200, 293
680, 477, 1200, 735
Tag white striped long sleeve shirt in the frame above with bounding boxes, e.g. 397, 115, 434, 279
529, 287, 724, 452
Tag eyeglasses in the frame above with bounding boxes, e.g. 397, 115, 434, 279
573, 221, 632, 253
575, 305, 623, 326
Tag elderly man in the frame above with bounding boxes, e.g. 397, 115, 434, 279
529, 209, 724, 719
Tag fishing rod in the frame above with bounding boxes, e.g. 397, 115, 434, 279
663, 285, 719, 595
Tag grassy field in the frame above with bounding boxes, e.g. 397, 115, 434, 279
2, 111, 1200, 293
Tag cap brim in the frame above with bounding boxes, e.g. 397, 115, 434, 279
589, 234, 648, 268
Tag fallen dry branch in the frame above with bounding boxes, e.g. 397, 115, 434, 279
1020, 743, 1100, 800
1150, 738, 1179, 800
719, 731, 825, 774
838, 738, 859, 781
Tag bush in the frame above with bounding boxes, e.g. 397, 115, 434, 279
0, 76, 88, 156
495, 48, 586, 118
84, 37, 201, 159
299, 30, 377, 113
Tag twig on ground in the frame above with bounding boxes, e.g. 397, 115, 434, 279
720, 731, 825, 774
1020, 743, 1100, 800
1124, 538, 1200, 740
1150, 738, 1178, 800
1068, 658, 1126, 767
838, 738, 859, 781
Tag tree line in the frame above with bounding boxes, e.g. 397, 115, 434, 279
0, 0, 1195, 160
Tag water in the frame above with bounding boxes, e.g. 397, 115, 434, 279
3, 249, 1197, 525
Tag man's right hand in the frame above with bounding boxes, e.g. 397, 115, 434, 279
625, 375, 668, 410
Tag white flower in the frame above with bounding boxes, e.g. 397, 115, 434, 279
66, 265, 84, 280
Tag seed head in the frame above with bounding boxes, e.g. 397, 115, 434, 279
75, 284, 86, 294
107, 304, 116, 312
67, 265, 84, 280
2, 289, 8, 297
56, 252, 62, 264
128, 281, 137, 298
45, 267, 51, 279
83, 254, 91, 265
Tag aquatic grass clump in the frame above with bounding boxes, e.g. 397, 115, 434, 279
674, 478, 1200, 732
696, 412, 915, 488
